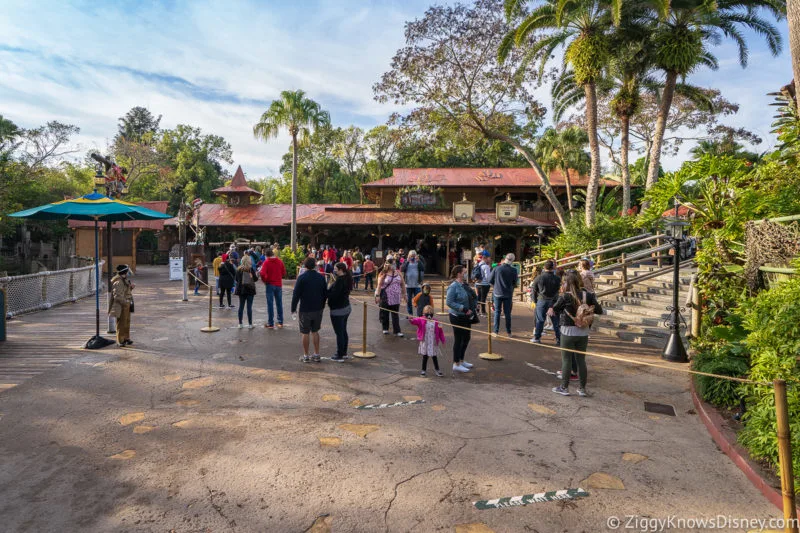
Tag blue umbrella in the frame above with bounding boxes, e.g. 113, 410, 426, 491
9, 192, 172, 349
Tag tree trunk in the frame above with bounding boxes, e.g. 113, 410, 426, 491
483, 130, 568, 228
646, 70, 678, 191
291, 134, 298, 252
620, 113, 631, 215
584, 82, 601, 227
789, 0, 800, 98
562, 164, 574, 211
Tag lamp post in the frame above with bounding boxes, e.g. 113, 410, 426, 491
662, 197, 689, 363
179, 202, 188, 301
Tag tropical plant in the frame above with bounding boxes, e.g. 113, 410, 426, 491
644, 0, 784, 190
253, 90, 331, 250
502, 0, 615, 227
534, 126, 590, 212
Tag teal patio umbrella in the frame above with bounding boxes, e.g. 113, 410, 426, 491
9, 191, 171, 349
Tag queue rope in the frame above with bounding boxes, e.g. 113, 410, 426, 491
190, 270, 777, 387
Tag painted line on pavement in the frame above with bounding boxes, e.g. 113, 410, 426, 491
526, 362, 558, 376
474, 488, 589, 510
356, 400, 425, 410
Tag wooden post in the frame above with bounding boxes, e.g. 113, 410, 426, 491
201, 278, 219, 333
596, 239, 603, 265
438, 281, 447, 315
656, 236, 663, 268
354, 300, 375, 358
690, 282, 701, 339
620, 252, 628, 297
479, 305, 502, 360
774, 379, 799, 532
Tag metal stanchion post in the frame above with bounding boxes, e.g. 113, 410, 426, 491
437, 281, 447, 315
201, 280, 219, 333
774, 379, 798, 533
690, 280, 701, 339
479, 305, 502, 360
354, 300, 375, 358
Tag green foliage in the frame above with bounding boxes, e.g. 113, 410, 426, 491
566, 34, 609, 85
692, 346, 749, 408
653, 26, 703, 74
280, 246, 298, 278
542, 213, 638, 258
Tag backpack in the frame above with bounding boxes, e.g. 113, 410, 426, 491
565, 292, 595, 328
242, 269, 256, 290
471, 263, 483, 282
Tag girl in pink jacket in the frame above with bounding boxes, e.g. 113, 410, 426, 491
409, 305, 446, 377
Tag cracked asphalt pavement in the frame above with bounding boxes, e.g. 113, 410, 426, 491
0, 267, 781, 532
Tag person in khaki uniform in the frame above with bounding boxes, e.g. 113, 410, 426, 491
109, 264, 134, 346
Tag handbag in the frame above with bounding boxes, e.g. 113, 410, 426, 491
379, 288, 389, 307
470, 311, 480, 324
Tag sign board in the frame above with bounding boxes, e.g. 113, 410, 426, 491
169, 258, 184, 281
400, 190, 439, 208
496, 199, 520, 221
453, 198, 475, 222
375, 250, 383, 259
461, 250, 473, 262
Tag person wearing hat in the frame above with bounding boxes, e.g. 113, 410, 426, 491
109, 264, 134, 347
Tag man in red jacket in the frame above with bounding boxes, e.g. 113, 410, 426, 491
259, 248, 286, 329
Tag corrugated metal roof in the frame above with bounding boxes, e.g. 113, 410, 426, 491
296, 207, 554, 227
212, 165, 263, 196
164, 203, 369, 227
363, 168, 619, 188
68, 201, 170, 230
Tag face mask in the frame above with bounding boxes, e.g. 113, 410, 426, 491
425, 313, 433, 319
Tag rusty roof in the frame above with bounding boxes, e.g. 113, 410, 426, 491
69, 201, 170, 231
164, 203, 371, 228
212, 165, 263, 196
362, 168, 620, 188
295, 207, 555, 227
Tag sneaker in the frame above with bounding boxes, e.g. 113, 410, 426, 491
505, 332, 513, 338
228, 305, 236, 309
435, 370, 444, 377
552, 386, 570, 396
382, 330, 390, 335
452, 364, 470, 373
237, 324, 244, 329
555, 371, 579, 381
264, 324, 274, 329
218, 305, 225, 309
577, 388, 589, 397
247, 324, 254, 329
555, 338, 561, 346
395, 332, 404, 337
331, 355, 346, 363
301, 354, 311, 363
123, 339, 134, 346
420, 370, 427, 376
312, 354, 321, 363
461, 361, 473, 369
277, 324, 284, 329
530, 337, 541, 344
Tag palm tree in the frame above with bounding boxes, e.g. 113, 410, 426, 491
253, 90, 330, 251
644, 0, 783, 190
502, 0, 614, 227
534, 126, 590, 211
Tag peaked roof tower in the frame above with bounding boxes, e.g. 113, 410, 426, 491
212, 165, 262, 206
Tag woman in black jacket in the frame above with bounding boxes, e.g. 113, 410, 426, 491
548, 270, 602, 397
235, 256, 258, 329
327, 262, 352, 362
218, 254, 236, 308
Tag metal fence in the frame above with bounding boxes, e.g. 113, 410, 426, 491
0, 261, 105, 318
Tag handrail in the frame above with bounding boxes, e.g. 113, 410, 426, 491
593, 232, 653, 251
594, 243, 673, 275
752, 214, 800, 225
595, 259, 695, 298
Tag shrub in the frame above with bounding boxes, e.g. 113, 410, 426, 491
542, 214, 639, 259
692, 345, 749, 408
280, 246, 298, 278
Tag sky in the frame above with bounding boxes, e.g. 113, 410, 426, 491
0, 0, 792, 178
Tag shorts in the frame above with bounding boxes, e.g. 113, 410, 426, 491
299, 310, 324, 334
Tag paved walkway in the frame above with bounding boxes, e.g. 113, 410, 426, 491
0, 266, 780, 532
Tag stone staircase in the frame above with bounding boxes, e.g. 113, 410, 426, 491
593, 263, 695, 349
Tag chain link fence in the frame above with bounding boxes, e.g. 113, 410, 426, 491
0, 261, 106, 318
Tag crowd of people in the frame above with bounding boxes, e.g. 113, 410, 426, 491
171, 242, 604, 396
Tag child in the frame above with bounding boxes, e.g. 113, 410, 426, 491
193, 260, 205, 295
353, 260, 362, 290
412, 283, 434, 317
409, 305, 446, 377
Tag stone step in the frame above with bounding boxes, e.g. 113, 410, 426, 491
602, 293, 675, 306
594, 318, 671, 339
593, 326, 669, 349
601, 308, 689, 327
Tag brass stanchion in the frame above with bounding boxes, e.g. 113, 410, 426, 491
437, 280, 448, 315
353, 300, 375, 358
690, 280, 701, 339
200, 278, 219, 333
774, 379, 798, 532
479, 305, 502, 360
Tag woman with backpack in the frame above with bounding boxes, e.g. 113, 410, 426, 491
235, 255, 258, 329
548, 270, 602, 397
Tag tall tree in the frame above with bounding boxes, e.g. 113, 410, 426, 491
789, 0, 800, 97
117, 106, 161, 144
374, 0, 561, 226
502, 0, 614, 227
534, 126, 590, 211
644, 0, 783, 190
253, 90, 330, 250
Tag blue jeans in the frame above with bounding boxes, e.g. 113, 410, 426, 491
238, 294, 254, 325
493, 296, 513, 334
406, 287, 421, 316
265, 285, 284, 326
534, 298, 561, 341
